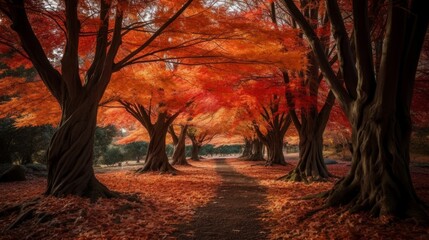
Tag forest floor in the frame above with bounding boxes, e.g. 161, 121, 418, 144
1, 157, 429, 239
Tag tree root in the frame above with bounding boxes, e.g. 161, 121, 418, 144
1, 191, 143, 232
290, 190, 329, 201
277, 169, 332, 183
297, 205, 330, 222
0, 197, 40, 231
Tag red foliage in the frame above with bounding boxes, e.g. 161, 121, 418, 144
0, 161, 220, 239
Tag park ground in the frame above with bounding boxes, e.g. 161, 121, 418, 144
1, 155, 429, 239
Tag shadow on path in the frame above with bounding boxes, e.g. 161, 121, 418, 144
173, 158, 268, 240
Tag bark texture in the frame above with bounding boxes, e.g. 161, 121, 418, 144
280, 130, 330, 182
254, 100, 291, 166
282, 0, 429, 220
140, 122, 175, 173
327, 109, 426, 219
120, 101, 179, 173
46, 100, 115, 199
171, 125, 189, 165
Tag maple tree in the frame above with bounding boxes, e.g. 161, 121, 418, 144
282, 0, 429, 220
187, 127, 216, 161
253, 96, 291, 166
117, 92, 191, 173
0, 0, 194, 198
236, 79, 292, 165
269, 1, 336, 182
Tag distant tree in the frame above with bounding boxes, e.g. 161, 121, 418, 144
187, 127, 215, 161
102, 147, 123, 166
12, 125, 54, 165
0, 118, 53, 165
94, 126, 117, 165
123, 142, 148, 163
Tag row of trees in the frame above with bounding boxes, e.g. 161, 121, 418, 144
0, 0, 428, 221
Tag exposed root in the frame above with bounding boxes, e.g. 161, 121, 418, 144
289, 190, 330, 201
297, 205, 330, 222
0, 197, 40, 231
87, 179, 119, 203
278, 169, 330, 183
8, 208, 35, 230
325, 174, 429, 225
1, 191, 143, 232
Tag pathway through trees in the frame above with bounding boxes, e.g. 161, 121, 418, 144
173, 158, 268, 239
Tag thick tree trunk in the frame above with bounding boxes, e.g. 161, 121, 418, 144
240, 138, 252, 158
172, 125, 188, 166
248, 138, 264, 161
46, 101, 115, 200
326, 105, 427, 221
265, 134, 286, 166
190, 142, 200, 161
280, 131, 330, 182
137, 125, 175, 173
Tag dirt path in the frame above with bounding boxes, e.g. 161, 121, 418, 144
173, 158, 268, 240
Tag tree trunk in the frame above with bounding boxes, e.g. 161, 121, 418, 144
190, 142, 200, 161
280, 131, 330, 182
137, 125, 175, 173
326, 103, 427, 221
248, 138, 264, 161
46, 101, 115, 200
265, 133, 286, 166
172, 125, 188, 165
240, 138, 252, 158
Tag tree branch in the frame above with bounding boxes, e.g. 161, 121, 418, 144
61, 0, 83, 100
85, 0, 110, 86
282, 71, 301, 131
113, 0, 193, 71
281, 0, 352, 114
352, 0, 376, 101
326, 0, 358, 99
316, 90, 335, 135
4, 0, 62, 102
